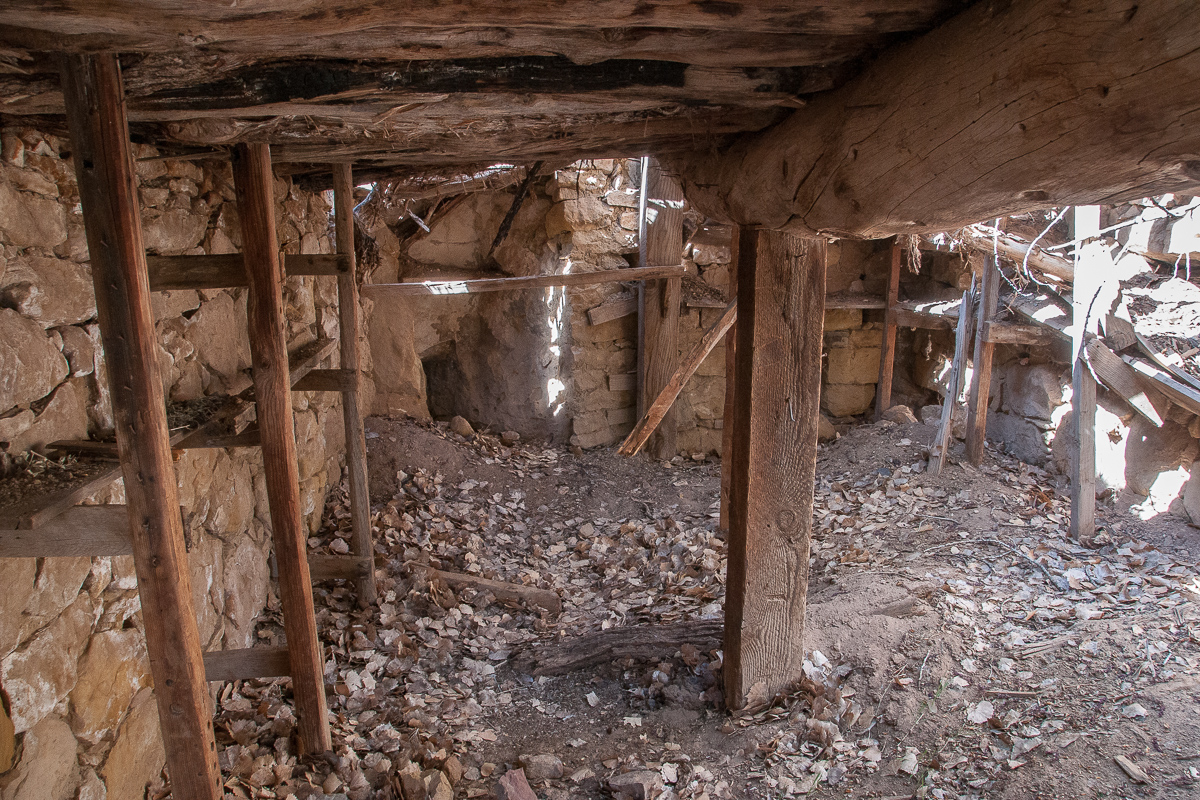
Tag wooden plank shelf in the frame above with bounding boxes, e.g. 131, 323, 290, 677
292, 368, 356, 393
203, 647, 291, 683
0, 505, 131, 556
146, 253, 351, 291
0, 461, 123, 531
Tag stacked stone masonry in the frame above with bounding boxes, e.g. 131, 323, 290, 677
0, 127, 347, 797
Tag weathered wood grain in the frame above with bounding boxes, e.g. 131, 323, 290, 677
232, 142, 331, 754
874, 239, 902, 419
929, 289, 974, 476
966, 255, 999, 464
512, 619, 723, 677
719, 228, 739, 533
145, 253, 349, 291
61, 53, 221, 800
363, 265, 685, 296
724, 229, 825, 710
677, 0, 1200, 238
203, 648, 291, 683
332, 163, 377, 608
0, 505, 132, 558
291, 368, 356, 393
641, 161, 685, 460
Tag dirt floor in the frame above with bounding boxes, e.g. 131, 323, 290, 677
212, 414, 1200, 800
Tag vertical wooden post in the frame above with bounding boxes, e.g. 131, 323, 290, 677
61, 54, 221, 800
331, 164, 376, 607
232, 143, 331, 754
719, 227, 740, 533
874, 237, 902, 419
1071, 206, 1101, 541
635, 157, 650, 419
966, 254, 1000, 464
929, 288, 975, 476
724, 228, 826, 710
641, 160, 684, 460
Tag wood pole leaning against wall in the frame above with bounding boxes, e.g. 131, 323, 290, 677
232, 143, 332, 754
723, 228, 826, 710
60, 53, 221, 799
331, 163, 377, 606
874, 237, 902, 419
966, 254, 1000, 464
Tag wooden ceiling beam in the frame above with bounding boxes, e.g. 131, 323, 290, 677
673, 0, 1200, 239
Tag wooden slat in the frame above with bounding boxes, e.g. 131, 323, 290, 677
233, 142, 331, 754
0, 505, 132, 557
432, 569, 562, 615
1084, 339, 1166, 426
1135, 332, 1200, 396
966, 255, 1000, 464
286, 338, 338, 387
929, 288, 974, 476
619, 299, 736, 456
362, 264, 686, 296
982, 321, 1057, 346
587, 295, 638, 326
173, 428, 262, 450
1124, 357, 1200, 418
332, 163, 377, 608
308, 554, 372, 582
641, 159, 684, 461
724, 229, 825, 710
0, 461, 122, 530
145, 253, 350, 290
291, 368, 357, 393
825, 292, 886, 309
61, 53, 222, 799
892, 307, 953, 330
203, 647, 291, 683
874, 238, 902, 419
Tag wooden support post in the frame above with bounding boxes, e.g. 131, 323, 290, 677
232, 143, 331, 754
60, 54, 221, 800
331, 164, 377, 607
966, 254, 1000, 464
719, 228, 740, 533
929, 288, 975, 476
874, 237, 903, 420
1071, 206, 1101, 542
724, 228, 825, 710
641, 160, 684, 460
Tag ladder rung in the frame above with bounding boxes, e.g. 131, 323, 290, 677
292, 368, 356, 393
308, 554, 372, 581
203, 647, 291, 682
287, 338, 339, 387
0, 505, 132, 557
146, 253, 351, 291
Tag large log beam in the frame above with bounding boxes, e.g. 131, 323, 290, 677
675, 0, 1200, 238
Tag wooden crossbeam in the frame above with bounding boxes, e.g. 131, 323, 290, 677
61, 53, 222, 799
233, 141, 331, 754
292, 368, 356, 393
619, 299, 736, 457
0, 505, 132, 557
825, 293, 886, 310
1085, 339, 1167, 427
203, 647, 291, 683
362, 265, 685, 296
145, 253, 350, 290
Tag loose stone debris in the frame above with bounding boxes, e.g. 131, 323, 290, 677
208, 415, 1200, 799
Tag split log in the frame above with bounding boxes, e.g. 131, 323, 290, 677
432, 569, 562, 615
619, 299, 737, 456
723, 229, 825, 710
363, 265, 685, 296
675, 0, 1200, 238
511, 620, 723, 677
233, 142, 330, 754
61, 53, 221, 799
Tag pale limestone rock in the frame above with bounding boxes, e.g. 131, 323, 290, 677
11, 378, 90, 453
0, 308, 69, 409
0, 559, 37, 657
75, 770, 105, 800
150, 289, 201, 322
821, 383, 875, 418
185, 292, 251, 383
100, 689, 165, 800
140, 206, 207, 254
881, 405, 918, 424
0, 257, 96, 327
609, 770, 664, 800
187, 532, 224, 647
222, 537, 269, 649
0, 717, 80, 800
2, 593, 94, 732
68, 629, 150, 745
449, 415, 474, 438
408, 193, 508, 269
825, 344, 881, 385
293, 409, 326, 479
56, 326, 95, 377
0, 182, 67, 249
17, 555, 93, 646
818, 414, 838, 442
824, 308, 864, 331
519, 754, 564, 782
0, 410, 34, 454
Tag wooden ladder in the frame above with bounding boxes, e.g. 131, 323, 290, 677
0, 55, 374, 799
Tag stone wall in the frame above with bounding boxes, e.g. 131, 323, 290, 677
0, 127, 346, 797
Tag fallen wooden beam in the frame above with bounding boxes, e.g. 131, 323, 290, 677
619, 298, 737, 456
362, 265, 685, 296
203, 647, 291, 683
511, 619, 723, 677
146, 253, 350, 290
1084, 338, 1166, 427
432, 569, 562, 615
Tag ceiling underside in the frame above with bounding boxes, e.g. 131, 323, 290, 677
0, 1, 970, 172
